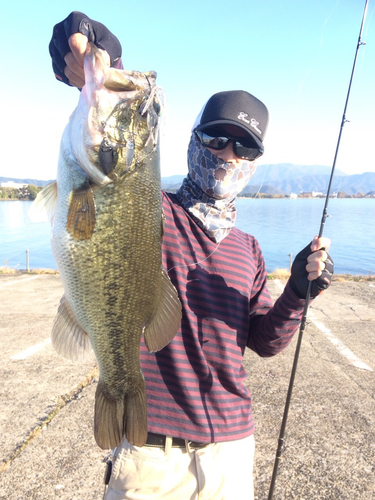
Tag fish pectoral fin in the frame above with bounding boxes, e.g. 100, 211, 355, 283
28, 181, 58, 223
161, 209, 166, 238
51, 295, 92, 361
66, 188, 96, 240
94, 379, 148, 449
144, 269, 182, 353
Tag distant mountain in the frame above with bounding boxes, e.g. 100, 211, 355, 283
161, 165, 375, 195
3, 165, 375, 195
335, 172, 375, 195
0, 176, 52, 187
250, 163, 348, 184
161, 174, 185, 191
244, 167, 375, 196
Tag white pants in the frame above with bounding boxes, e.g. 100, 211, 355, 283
104, 434, 255, 500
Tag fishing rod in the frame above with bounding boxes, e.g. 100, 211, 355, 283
268, 1, 369, 498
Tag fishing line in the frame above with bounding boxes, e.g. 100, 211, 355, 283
364, 2, 375, 35
294, 1, 340, 112
167, 160, 267, 274
167, 161, 265, 273
167, 241, 221, 274
295, 0, 357, 133
236, 162, 269, 218
167, 160, 265, 273
167, 147, 269, 273
320, 0, 340, 47
293, 3, 339, 118
249, 163, 268, 200
268, 1, 369, 498
359, 2, 373, 63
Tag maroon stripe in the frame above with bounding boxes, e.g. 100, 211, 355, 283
137, 192, 303, 442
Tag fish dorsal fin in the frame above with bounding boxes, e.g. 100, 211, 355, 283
52, 295, 92, 361
28, 181, 58, 223
143, 269, 182, 353
66, 188, 96, 240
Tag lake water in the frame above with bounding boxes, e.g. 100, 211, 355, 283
236, 197, 375, 275
0, 198, 374, 275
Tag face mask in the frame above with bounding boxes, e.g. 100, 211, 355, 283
187, 134, 257, 200
176, 134, 257, 242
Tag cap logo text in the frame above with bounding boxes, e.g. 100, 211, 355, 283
250, 118, 262, 135
238, 112, 250, 124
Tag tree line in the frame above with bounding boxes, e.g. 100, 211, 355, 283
0, 185, 42, 201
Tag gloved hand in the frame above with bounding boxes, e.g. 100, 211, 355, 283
289, 237, 334, 299
49, 11, 122, 86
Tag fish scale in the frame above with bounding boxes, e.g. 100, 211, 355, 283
32, 44, 181, 449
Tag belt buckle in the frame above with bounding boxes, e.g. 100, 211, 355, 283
185, 439, 194, 453
185, 440, 207, 453
165, 436, 173, 454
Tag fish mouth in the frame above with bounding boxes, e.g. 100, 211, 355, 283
92, 92, 162, 179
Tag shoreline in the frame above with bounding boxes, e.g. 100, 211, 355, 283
2, 195, 375, 201
1, 267, 374, 282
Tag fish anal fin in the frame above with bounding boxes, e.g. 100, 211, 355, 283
144, 269, 182, 353
94, 380, 148, 449
51, 295, 91, 361
66, 188, 96, 240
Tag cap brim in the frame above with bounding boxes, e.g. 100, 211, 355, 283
194, 120, 264, 151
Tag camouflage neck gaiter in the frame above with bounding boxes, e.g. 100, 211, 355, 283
176, 134, 257, 243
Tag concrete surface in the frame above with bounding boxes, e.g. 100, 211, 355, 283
0, 274, 374, 499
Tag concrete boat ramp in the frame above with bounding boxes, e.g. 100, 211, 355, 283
0, 274, 374, 499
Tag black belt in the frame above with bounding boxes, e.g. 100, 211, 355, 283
145, 432, 209, 450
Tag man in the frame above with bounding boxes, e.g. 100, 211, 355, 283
49, 12, 333, 500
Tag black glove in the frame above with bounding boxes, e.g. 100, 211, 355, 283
49, 11, 122, 86
289, 242, 334, 299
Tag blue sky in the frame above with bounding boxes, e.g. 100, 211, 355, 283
1, 0, 374, 180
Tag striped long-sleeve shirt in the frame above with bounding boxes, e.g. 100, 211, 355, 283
139, 191, 306, 443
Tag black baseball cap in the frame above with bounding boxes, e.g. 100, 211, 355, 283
193, 90, 269, 151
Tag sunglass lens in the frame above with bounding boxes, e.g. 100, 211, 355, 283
196, 129, 263, 160
234, 143, 263, 161
196, 131, 229, 150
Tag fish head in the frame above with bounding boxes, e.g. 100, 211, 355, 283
71, 43, 164, 185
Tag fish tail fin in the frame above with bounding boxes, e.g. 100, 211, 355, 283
94, 378, 148, 450
123, 383, 148, 447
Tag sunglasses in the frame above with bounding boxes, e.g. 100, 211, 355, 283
195, 128, 263, 161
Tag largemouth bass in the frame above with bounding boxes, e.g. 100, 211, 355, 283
34, 44, 181, 449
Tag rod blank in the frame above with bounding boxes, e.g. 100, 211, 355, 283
267, 2, 369, 498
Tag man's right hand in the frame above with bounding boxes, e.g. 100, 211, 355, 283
49, 11, 122, 88
64, 33, 89, 88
